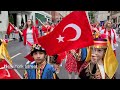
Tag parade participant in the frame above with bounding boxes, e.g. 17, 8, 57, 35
75, 48, 87, 74
101, 23, 105, 30
92, 26, 100, 39
41, 22, 51, 35
18, 24, 24, 42
49, 54, 60, 74
49, 52, 67, 74
95, 22, 102, 32
65, 49, 83, 79
100, 20, 118, 56
79, 34, 118, 79
16, 19, 39, 54
23, 44, 58, 79
50, 23, 55, 32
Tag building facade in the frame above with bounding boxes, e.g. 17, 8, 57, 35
0, 11, 73, 39
0, 11, 9, 39
94, 11, 110, 26
0, 11, 51, 39
57, 11, 72, 17
109, 11, 120, 24
94, 11, 110, 24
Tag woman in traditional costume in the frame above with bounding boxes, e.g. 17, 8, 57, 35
79, 34, 118, 79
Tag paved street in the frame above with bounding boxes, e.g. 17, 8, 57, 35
7, 40, 28, 77
7, 36, 120, 79
115, 34, 120, 79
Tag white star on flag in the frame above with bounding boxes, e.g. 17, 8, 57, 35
56, 35, 64, 43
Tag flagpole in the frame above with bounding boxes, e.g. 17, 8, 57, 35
85, 11, 92, 30
9, 22, 16, 29
1, 53, 23, 79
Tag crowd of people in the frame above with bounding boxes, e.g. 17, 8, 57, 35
0, 18, 119, 79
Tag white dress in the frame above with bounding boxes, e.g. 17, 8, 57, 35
25, 28, 34, 64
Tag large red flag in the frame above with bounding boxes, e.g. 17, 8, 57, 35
0, 59, 22, 79
56, 52, 66, 64
24, 53, 34, 62
38, 11, 94, 55
41, 25, 51, 33
6, 23, 15, 35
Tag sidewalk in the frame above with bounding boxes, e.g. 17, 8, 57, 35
8, 33, 19, 42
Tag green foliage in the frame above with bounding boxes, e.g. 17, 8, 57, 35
9, 14, 14, 24
35, 13, 47, 23
88, 11, 95, 23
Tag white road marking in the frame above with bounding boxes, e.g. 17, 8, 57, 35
11, 53, 22, 59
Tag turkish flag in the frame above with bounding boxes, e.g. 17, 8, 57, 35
38, 11, 94, 55
6, 23, 15, 35
24, 53, 34, 62
0, 59, 22, 79
56, 52, 66, 64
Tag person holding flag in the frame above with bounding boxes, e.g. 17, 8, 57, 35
65, 48, 87, 79
6, 22, 17, 40
16, 19, 39, 54
96, 22, 102, 31
79, 34, 118, 79
41, 22, 51, 35
37, 11, 94, 56
64, 50, 77, 79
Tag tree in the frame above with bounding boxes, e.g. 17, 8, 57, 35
8, 14, 14, 24
88, 11, 95, 23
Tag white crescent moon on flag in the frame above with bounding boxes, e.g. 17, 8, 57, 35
63, 23, 81, 41
0, 65, 10, 78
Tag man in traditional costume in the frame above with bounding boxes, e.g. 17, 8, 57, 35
23, 44, 58, 79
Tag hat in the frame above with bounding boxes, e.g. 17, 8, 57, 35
24, 44, 46, 62
85, 33, 118, 79
30, 44, 46, 56
93, 34, 107, 48
86, 33, 108, 62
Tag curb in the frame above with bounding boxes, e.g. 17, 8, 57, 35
8, 38, 19, 42
8, 39, 14, 42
